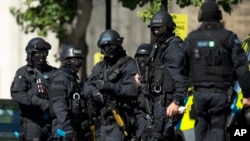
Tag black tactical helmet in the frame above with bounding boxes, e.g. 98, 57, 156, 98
25, 37, 51, 54
198, 0, 222, 22
97, 29, 124, 48
60, 45, 83, 61
148, 10, 176, 31
135, 44, 153, 58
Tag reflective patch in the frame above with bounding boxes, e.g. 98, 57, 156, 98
197, 41, 215, 48
208, 41, 215, 48
18, 75, 22, 79
152, 19, 163, 24
101, 37, 112, 42
197, 41, 208, 47
43, 74, 49, 79
73, 49, 82, 54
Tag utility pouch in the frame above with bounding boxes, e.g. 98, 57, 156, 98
227, 87, 234, 103
159, 92, 167, 107
152, 65, 164, 93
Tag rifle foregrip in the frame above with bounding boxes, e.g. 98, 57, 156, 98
111, 109, 128, 136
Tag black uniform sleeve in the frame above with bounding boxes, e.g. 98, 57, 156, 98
10, 68, 33, 105
113, 59, 138, 97
49, 74, 74, 131
231, 34, 250, 98
84, 59, 138, 99
83, 64, 102, 99
164, 38, 189, 104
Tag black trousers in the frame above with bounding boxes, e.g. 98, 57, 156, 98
194, 91, 230, 141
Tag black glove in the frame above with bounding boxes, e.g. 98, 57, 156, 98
92, 89, 104, 104
31, 96, 49, 111
65, 130, 74, 141
93, 80, 112, 91
140, 83, 149, 95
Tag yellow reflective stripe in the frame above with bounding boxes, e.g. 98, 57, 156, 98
179, 95, 195, 131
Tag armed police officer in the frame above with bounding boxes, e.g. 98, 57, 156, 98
183, 0, 250, 141
144, 10, 188, 141
83, 29, 138, 141
134, 43, 154, 140
48, 45, 87, 141
10, 37, 57, 141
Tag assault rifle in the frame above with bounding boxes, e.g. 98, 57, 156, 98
89, 73, 129, 137
107, 103, 128, 136
81, 99, 98, 141
135, 59, 153, 123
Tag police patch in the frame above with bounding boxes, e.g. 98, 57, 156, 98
152, 19, 163, 24
73, 49, 82, 54
197, 41, 215, 48
197, 41, 208, 47
101, 37, 112, 42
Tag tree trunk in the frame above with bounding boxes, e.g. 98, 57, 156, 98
59, 0, 93, 82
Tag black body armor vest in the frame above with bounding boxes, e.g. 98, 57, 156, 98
187, 27, 234, 84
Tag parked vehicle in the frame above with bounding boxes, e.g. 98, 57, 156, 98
0, 99, 20, 141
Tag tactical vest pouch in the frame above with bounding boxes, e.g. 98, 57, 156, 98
152, 65, 164, 93
71, 93, 82, 115
189, 29, 234, 83
151, 65, 175, 94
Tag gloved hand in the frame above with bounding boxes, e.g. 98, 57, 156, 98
93, 80, 112, 91
140, 83, 149, 95
31, 96, 49, 111
92, 89, 104, 104
65, 130, 75, 141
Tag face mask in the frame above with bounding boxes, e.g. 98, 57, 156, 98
68, 58, 83, 73
151, 26, 167, 37
136, 55, 150, 75
32, 50, 48, 65
102, 44, 117, 58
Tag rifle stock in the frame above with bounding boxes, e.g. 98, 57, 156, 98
135, 59, 153, 121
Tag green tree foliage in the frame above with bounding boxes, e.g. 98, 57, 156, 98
9, 0, 243, 39
135, 0, 244, 24
10, 0, 77, 38
9, 0, 244, 80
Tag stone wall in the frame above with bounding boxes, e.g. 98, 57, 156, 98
86, 0, 250, 75
170, 0, 250, 40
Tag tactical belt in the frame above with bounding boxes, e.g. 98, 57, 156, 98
152, 95, 161, 101
195, 87, 228, 94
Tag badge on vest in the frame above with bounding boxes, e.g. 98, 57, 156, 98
197, 41, 215, 48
